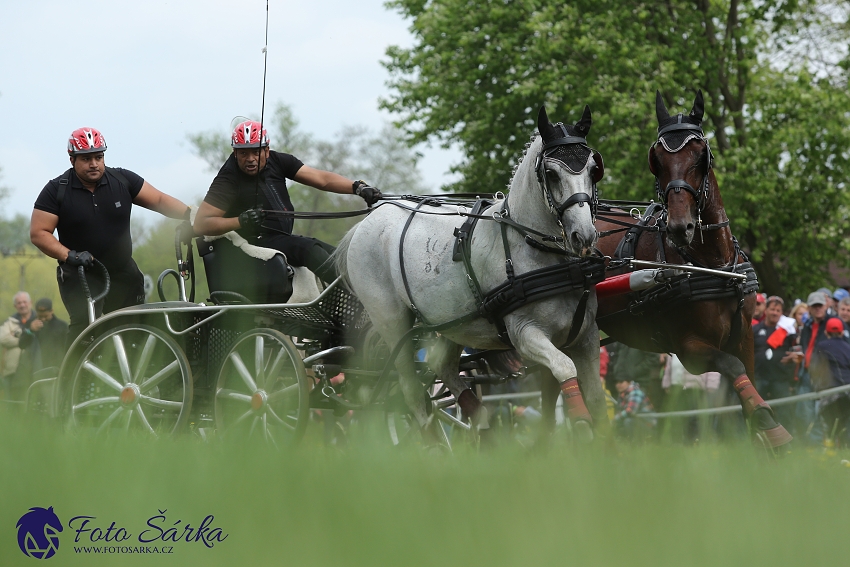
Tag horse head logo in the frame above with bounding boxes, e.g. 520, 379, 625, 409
16, 506, 63, 559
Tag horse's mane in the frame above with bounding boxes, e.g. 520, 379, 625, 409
508, 131, 541, 189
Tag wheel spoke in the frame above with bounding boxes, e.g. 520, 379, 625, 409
216, 389, 252, 404
133, 406, 157, 436
232, 409, 254, 427
73, 396, 120, 412
138, 361, 179, 393
266, 405, 295, 430
267, 383, 299, 403
133, 334, 158, 384
255, 336, 266, 389
436, 408, 471, 430
139, 395, 183, 410
265, 347, 287, 383
83, 362, 123, 392
229, 352, 258, 393
96, 407, 126, 435
248, 416, 259, 437
112, 334, 133, 385
123, 408, 133, 431
265, 418, 279, 448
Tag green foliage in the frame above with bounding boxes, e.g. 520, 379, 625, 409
382, 0, 850, 297
132, 218, 212, 304
187, 102, 427, 246
0, 214, 34, 255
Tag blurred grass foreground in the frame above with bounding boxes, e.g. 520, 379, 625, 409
1, 410, 848, 567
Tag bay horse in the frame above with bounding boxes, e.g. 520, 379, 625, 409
540, 91, 792, 451
333, 106, 607, 443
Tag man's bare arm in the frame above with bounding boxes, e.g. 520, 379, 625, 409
133, 181, 190, 219
30, 209, 70, 261
293, 166, 354, 194
193, 201, 241, 236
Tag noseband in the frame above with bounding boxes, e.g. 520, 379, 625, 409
533, 127, 603, 221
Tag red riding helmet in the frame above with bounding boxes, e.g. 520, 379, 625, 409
67, 127, 107, 155
231, 120, 269, 149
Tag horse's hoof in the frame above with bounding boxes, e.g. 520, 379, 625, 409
754, 425, 793, 455
572, 419, 594, 444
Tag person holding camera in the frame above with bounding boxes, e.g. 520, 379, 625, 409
0, 292, 37, 400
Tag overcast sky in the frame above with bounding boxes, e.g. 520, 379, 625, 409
0, 0, 459, 224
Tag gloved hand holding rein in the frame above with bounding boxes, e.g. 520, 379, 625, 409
65, 250, 94, 268
238, 208, 266, 233
353, 180, 382, 207
177, 221, 195, 244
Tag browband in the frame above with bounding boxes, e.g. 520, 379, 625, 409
542, 136, 588, 152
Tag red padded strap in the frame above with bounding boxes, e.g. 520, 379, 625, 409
595, 273, 633, 300
560, 378, 592, 423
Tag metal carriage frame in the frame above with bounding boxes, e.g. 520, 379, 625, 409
28, 258, 508, 447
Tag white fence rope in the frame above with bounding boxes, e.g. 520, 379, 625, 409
480, 383, 850, 419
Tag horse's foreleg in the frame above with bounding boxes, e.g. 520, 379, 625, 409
513, 326, 593, 440
681, 344, 793, 451
567, 327, 610, 438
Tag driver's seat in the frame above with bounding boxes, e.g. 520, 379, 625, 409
197, 237, 294, 304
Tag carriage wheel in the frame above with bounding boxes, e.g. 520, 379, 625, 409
386, 384, 462, 450
214, 329, 310, 446
68, 324, 192, 435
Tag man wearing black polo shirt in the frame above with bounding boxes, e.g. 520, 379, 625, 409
193, 120, 381, 283
30, 127, 191, 343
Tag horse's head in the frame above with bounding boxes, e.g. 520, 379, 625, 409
527, 105, 603, 255
649, 90, 714, 248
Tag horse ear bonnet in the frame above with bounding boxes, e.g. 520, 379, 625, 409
538, 105, 593, 174
655, 90, 706, 153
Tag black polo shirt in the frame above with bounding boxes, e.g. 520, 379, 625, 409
34, 167, 144, 270
203, 150, 303, 238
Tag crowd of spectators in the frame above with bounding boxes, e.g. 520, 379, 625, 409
600, 287, 850, 446
0, 292, 68, 404
762, 288, 850, 447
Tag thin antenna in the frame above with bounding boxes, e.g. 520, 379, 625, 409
255, 0, 270, 209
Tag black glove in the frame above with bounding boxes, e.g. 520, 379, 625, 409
66, 250, 94, 268
177, 221, 195, 244
353, 180, 382, 207
238, 208, 266, 234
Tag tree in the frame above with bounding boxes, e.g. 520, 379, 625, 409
382, 0, 850, 299
188, 102, 428, 245
0, 169, 35, 255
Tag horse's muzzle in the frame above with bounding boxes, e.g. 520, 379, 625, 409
667, 221, 695, 248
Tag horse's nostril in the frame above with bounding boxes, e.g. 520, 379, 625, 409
686, 223, 695, 231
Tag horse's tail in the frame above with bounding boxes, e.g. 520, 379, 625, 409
330, 224, 358, 284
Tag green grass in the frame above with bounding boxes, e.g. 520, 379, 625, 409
1, 411, 849, 567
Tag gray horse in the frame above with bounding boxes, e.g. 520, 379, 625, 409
332, 106, 608, 442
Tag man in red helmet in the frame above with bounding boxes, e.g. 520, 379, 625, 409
193, 120, 382, 283
30, 127, 192, 344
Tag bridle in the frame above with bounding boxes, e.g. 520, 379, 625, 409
648, 115, 728, 235
533, 125, 604, 222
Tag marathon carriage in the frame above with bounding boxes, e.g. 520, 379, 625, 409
24, 215, 524, 447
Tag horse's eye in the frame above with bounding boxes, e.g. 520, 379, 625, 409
545, 169, 559, 181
